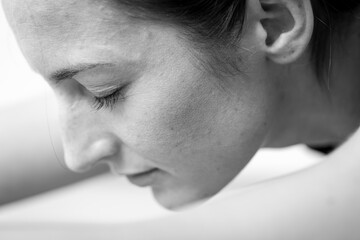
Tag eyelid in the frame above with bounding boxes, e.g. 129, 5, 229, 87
93, 87, 121, 98
87, 83, 123, 96
91, 83, 129, 111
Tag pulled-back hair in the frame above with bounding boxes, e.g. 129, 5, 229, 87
311, 0, 359, 85
117, 0, 360, 84
117, 0, 247, 79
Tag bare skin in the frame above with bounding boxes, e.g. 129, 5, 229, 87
1, 0, 360, 238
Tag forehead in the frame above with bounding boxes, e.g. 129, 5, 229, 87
2, 0, 167, 76
3, 0, 128, 38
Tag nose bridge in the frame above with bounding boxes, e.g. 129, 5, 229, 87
59, 103, 120, 172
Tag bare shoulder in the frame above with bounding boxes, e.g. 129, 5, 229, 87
175, 136, 360, 240
327, 127, 360, 172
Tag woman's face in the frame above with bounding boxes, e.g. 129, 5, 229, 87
3, 0, 278, 209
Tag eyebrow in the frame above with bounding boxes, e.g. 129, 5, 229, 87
49, 63, 115, 84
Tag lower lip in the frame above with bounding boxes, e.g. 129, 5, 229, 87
126, 169, 159, 187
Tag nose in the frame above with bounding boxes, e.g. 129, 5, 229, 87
54, 80, 122, 172
63, 133, 121, 172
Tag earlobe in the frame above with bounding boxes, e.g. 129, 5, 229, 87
258, 0, 314, 64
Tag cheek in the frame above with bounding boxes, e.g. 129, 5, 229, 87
117, 72, 273, 168
122, 81, 217, 156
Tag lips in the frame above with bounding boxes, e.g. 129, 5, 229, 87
126, 168, 159, 187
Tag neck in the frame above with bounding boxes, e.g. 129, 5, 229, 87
264, 23, 360, 148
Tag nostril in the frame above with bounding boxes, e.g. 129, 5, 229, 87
86, 138, 120, 162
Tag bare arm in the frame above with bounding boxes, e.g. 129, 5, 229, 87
3, 128, 360, 239
112, 140, 360, 240
160, 131, 360, 240
0, 95, 107, 206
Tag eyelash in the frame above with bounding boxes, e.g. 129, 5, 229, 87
92, 87, 126, 111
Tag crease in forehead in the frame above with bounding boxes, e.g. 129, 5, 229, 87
6, 0, 134, 39
3, 0, 163, 74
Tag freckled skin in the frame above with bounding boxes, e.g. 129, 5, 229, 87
2, 0, 279, 209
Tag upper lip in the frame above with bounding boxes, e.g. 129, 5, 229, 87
126, 168, 158, 178
111, 167, 158, 177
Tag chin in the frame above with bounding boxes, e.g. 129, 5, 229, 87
151, 186, 213, 211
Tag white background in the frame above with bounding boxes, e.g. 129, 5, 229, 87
0, 6, 48, 108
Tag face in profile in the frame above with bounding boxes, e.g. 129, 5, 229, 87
2, 0, 280, 209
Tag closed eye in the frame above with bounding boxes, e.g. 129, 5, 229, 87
92, 85, 127, 111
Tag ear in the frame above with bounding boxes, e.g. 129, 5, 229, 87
249, 0, 314, 64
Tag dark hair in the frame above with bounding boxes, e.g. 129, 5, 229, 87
311, 0, 359, 86
117, 0, 360, 84
116, 0, 247, 80
117, 1, 245, 43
